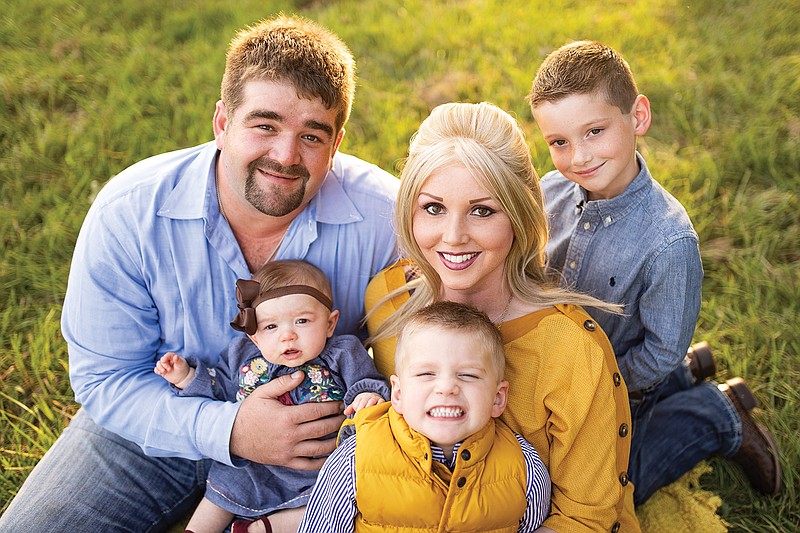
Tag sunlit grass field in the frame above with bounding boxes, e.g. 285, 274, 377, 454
1, 0, 797, 530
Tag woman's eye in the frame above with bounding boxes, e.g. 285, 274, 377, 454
472, 206, 495, 217
423, 203, 445, 215
550, 139, 567, 147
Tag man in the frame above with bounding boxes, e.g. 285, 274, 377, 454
0, 15, 398, 532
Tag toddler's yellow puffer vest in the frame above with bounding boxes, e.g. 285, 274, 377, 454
353, 403, 527, 532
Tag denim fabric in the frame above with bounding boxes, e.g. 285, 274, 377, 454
628, 380, 741, 504
60, 141, 398, 464
542, 153, 703, 392
0, 409, 210, 532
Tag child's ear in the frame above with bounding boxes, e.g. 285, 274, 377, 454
325, 309, 340, 337
632, 94, 652, 136
390, 375, 403, 414
491, 380, 510, 418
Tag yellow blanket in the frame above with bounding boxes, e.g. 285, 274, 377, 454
638, 462, 728, 532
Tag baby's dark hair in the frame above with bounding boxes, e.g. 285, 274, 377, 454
395, 301, 506, 379
527, 40, 639, 114
252, 259, 332, 301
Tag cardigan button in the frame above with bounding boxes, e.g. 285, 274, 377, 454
613, 372, 621, 387
619, 423, 629, 437
460, 449, 471, 461
619, 472, 629, 486
583, 320, 596, 332
457, 477, 467, 488
611, 522, 620, 533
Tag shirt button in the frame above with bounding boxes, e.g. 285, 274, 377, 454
583, 222, 591, 230
583, 320, 596, 332
605, 216, 613, 224
619, 472, 629, 486
619, 423, 629, 437
460, 449, 471, 461
613, 372, 622, 386
457, 477, 467, 488
569, 261, 577, 269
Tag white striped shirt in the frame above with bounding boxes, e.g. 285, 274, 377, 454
298, 432, 551, 532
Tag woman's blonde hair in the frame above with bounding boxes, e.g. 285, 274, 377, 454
368, 102, 619, 344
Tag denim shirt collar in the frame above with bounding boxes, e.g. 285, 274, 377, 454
576, 152, 653, 227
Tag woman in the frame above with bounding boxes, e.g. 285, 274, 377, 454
366, 102, 639, 532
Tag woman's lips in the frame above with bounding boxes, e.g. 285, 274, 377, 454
438, 252, 479, 270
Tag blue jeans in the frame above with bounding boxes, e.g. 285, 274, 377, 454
628, 361, 742, 504
0, 408, 211, 532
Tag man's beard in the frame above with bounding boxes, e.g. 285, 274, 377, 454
244, 157, 311, 217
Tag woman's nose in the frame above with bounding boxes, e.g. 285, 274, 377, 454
442, 216, 468, 245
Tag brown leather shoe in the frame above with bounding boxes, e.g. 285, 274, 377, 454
686, 341, 716, 383
720, 377, 783, 496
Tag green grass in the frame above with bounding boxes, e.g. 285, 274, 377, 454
1, 0, 797, 530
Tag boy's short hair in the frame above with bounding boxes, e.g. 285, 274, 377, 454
221, 14, 355, 131
395, 301, 506, 380
527, 40, 639, 114
253, 259, 333, 301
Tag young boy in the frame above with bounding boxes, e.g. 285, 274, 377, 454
527, 40, 781, 501
155, 260, 389, 533
298, 301, 551, 532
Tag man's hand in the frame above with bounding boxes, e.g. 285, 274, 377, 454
230, 370, 345, 469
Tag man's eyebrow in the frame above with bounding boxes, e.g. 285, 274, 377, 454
246, 110, 282, 122
305, 120, 334, 137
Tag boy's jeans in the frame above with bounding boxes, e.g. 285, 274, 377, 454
0, 408, 210, 532
628, 361, 741, 505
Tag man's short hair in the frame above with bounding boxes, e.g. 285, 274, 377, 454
527, 40, 639, 114
221, 14, 355, 131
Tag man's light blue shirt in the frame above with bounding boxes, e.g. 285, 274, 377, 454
542, 153, 703, 392
62, 141, 398, 464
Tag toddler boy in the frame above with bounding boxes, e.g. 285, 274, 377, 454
298, 301, 551, 532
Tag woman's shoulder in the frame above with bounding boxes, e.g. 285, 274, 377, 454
503, 304, 614, 364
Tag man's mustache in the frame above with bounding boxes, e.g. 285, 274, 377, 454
249, 157, 310, 179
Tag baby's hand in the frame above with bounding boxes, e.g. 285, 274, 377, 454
343, 392, 385, 415
154, 352, 193, 388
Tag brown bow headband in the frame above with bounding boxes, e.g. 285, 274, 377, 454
230, 279, 334, 335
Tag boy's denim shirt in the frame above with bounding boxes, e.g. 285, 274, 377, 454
542, 152, 703, 392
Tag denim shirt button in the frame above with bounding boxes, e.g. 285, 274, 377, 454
604, 215, 613, 224
569, 261, 577, 270
583, 222, 591, 230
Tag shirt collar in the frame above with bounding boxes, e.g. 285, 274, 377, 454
578, 151, 653, 226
